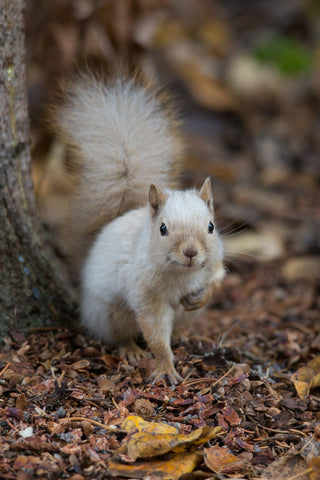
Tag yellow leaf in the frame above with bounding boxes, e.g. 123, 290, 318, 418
204, 446, 245, 474
308, 456, 320, 480
292, 379, 311, 399
121, 415, 178, 435
291, 356, 320, 399
127, 426, 222, 460
188, 426, 223, 449
108, 452, 200, 480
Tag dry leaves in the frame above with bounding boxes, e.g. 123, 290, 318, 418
107, 415, 221, 478
108, 452, 201, 479
291, 357, 320, 399
204, 445, 245, 475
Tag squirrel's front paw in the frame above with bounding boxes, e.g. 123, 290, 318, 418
181, 288, 207, 311
147, 364, 182, 385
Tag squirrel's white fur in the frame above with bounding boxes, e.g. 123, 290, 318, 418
54, 74, 225, 383
53, 74, 181, 269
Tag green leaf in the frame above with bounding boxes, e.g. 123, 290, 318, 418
253, 35, 313, 76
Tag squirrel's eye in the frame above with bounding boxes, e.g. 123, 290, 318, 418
160, 223, 168, 236
208, 221, 214, 234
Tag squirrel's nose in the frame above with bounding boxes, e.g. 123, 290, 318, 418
183, 248, 198, 259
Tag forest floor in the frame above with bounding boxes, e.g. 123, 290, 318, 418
0, 256, 320, 479
0, 261, 319, 480
1, 1, 320, 479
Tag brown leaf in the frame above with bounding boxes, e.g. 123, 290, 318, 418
217, 412, 229, 431
97, 377, 116, 395
222, 406, 241, 426
204, 446, 245, 474
291, 356, 320, 399
100, 354, 120, 369
16, 393, 27, 410
261, 449, 308, 480
70, 359, 90, 370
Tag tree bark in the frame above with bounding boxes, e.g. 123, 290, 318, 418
0, 0, 73, 340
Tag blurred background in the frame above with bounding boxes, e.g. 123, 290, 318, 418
27, 0, 320, 282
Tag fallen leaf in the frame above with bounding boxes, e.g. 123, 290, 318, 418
261, 449, 309, 480
100, 354, 120, 369
308, 457, 320, 480
204, 445, 245, 474
217, 412, 229, 431
127, 426, 221, 460
121, 415, 178, 435
222, 406, 241, 426
97, 377, 116, 395
70, 359, 90, 370
108, 452, 200, 479
16, 393, 27, 410
291, 356, 320, 399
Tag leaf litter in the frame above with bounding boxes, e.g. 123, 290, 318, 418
1, 273, 319, 480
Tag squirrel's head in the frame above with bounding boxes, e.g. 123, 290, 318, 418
148, 178, 224, 282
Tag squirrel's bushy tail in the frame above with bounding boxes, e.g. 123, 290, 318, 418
52, 73, 182, 272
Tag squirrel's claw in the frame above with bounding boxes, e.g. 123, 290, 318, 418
181, 288, 207, 311
147, 366, 183, 385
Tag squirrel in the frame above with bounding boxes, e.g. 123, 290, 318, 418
52, 73, 225, 384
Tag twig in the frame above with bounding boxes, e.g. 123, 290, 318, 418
0, 362, 10, 377
63, 416, 125, 433
6, 419, 18, 431
255, 425, 292, 434
183, 365, 236, 388
287, 468, 312, 480
180, 368, 197, 385
299, 434, 314, 454
290, 429, 308, 437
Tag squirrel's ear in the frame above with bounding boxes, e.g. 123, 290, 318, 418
199, 177, 214, 214
149, 184, 167, 216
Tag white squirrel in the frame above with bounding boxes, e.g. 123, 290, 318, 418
53, 73, 225, 384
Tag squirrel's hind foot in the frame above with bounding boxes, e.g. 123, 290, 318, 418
147, 365, 183, 386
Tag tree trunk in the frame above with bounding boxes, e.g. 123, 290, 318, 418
0, 0, 73, 340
